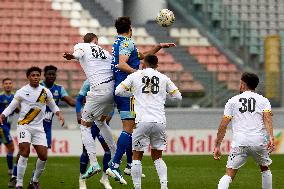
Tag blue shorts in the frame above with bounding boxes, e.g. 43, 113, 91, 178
114, 95, 135, 120
43, 120, 52, 148
0, 123, 13, 145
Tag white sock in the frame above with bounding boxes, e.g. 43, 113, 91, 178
32, 159, 46, 182
101, 172, 108, 180
218, 175, 232, 189
80, 125, 98, 165
262, 170, 272, 189
131, 160, 142, 189
16, 156, 28, 187
154, 158, 167, 189
95, 120, 116, 157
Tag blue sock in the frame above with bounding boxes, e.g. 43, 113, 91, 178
6, 152, 13, 170
126, 134, 133, 166
80, 147, 89, 174
103, 151, 111, 172
112, 131, 132, 165
12, 163, 17, 177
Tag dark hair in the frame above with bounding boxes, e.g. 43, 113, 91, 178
115, 16, 131, 34
26, 66, 42, 78
241, 72, 259, 90
144, 54, 158, 68
83, 33, 97, 43
44, 65, 57, 74
2, 78, 11, 84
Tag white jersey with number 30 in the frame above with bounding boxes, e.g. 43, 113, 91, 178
224, 91, 272, 147
117, 68, 181, 124
73, 43, 113, 90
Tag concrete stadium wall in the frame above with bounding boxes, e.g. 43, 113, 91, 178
57, 108, 284, 130
8, 108, 284, 130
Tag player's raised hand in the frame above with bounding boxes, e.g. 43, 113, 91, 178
267, 136, 275, 153
213, 147, 221, 160
159, 43, 176, 48
63, 52, 74, 60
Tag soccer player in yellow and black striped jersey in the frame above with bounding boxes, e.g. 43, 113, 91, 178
0, 66, 64, 189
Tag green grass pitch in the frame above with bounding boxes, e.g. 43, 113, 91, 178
0, 155, 283, 188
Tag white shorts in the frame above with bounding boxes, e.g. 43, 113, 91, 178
226, 146, 272, 169
132, 122, 167, 151
81, 81, 114, 122
17, 125, 47, 147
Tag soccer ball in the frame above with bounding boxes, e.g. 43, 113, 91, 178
156, 9, 175, 27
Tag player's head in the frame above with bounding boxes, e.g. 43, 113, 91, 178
144, 54, 158, 69
44, 65, 57, 84
115, 16, 132, 37
2, 78, 13, 93
240, 72, 259, 93
26, 66, 42, 87
83, 33, 98, 44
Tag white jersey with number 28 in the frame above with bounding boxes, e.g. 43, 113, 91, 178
224, 91, 272, 147
116, 68, 181, 124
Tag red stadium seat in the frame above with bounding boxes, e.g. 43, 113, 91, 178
195, 55, 208, 64
208, 55, 218, 64
207, 64, 218, 72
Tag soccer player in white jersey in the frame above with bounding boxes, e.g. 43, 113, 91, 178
214, 72, 275, 189
115, 54, 182, 189
0, 66, 65, 189
63, 33, 116, 179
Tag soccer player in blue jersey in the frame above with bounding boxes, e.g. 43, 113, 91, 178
106, 16, 176, 184
40, 65, 75, 148
0, 78, 16, 178
77, 79, 112, 189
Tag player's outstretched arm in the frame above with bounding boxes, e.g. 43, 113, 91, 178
1, 98, 20, 122
263, 111, 275, 152
140, 43, 176, 60
115, 82, 133, 97
118, 55, 137, 74
62, 96, 76, 107
63, 52, 76, 60
213, 117, 231, 160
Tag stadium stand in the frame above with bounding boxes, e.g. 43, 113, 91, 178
0, 0, 83, 92
170, 0, 284, 68
0, 0, 205, 99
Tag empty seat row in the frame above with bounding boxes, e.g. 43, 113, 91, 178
0, 26, 78, 35
179, 38, 211, 46
0, 17, 71, 27
0, 1, 52, 10
170, 28, 201, 38
0, 61, 79, 71
188, 46, 221, 55
0, 34, 81, 44
0, 43, 73, 53
195, 55, 230, 64
206, 64, 238, 72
